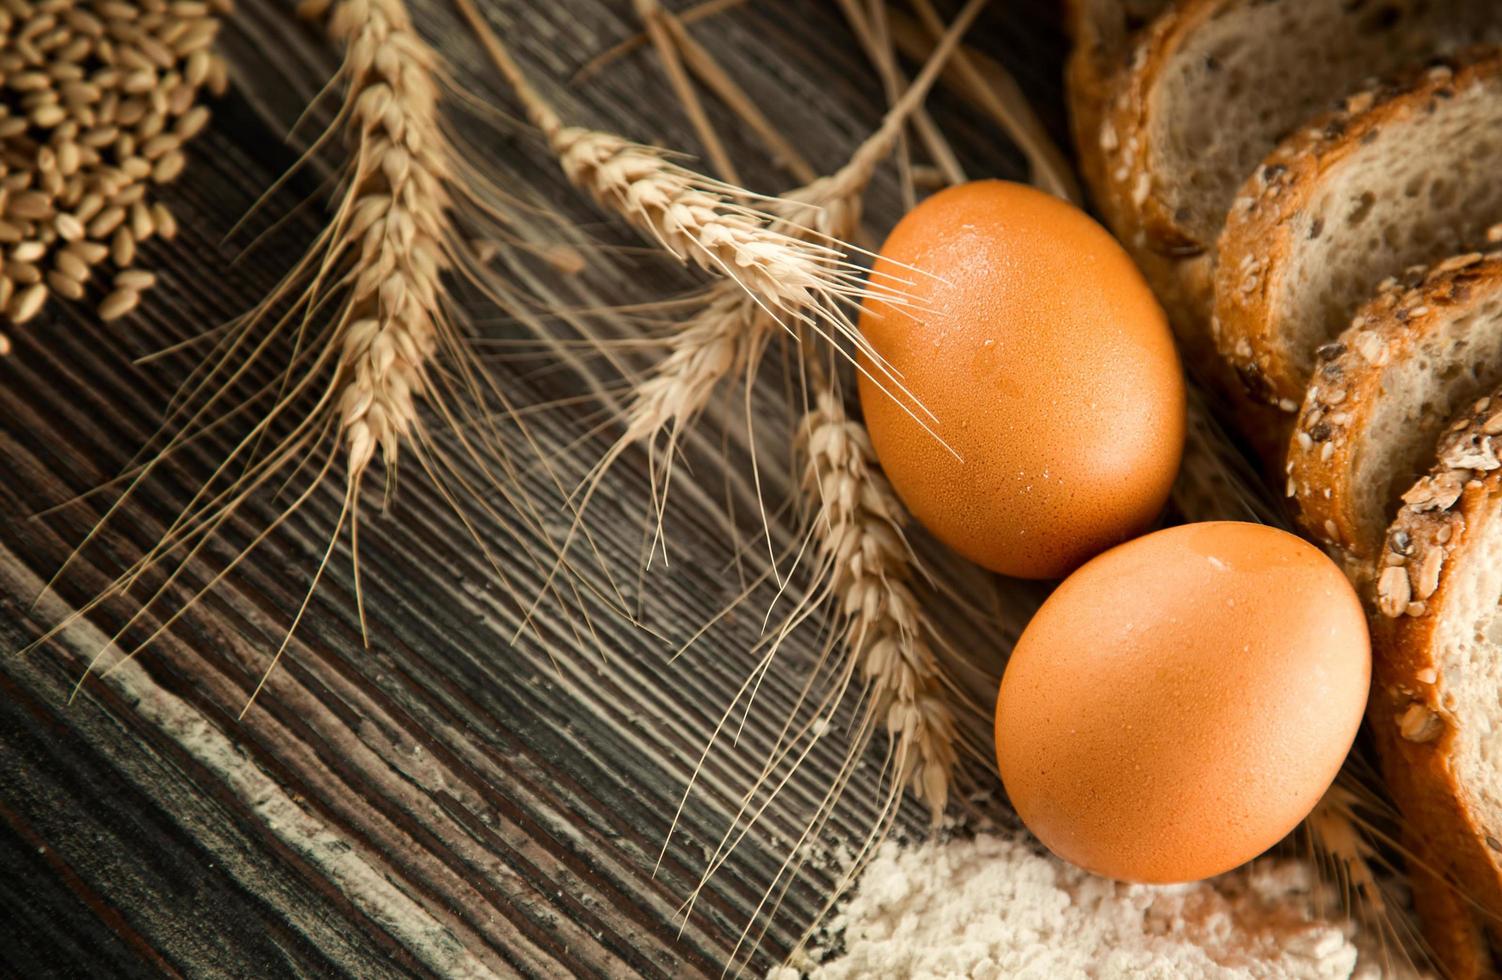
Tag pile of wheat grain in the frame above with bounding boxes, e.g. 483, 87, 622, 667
0, 0, 230, 333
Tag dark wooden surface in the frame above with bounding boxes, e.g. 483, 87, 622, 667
0, 1, 1069, 976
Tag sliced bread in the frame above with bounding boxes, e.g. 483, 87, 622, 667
1100, 0, 1498, 258
1287, 252, 1502, 564
1215, 48, 1502, 410
1371, 392, 1502, 957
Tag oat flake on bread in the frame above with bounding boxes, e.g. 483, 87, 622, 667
773, 833, 1389, 979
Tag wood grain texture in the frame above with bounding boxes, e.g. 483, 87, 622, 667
0, 0, 1068, 975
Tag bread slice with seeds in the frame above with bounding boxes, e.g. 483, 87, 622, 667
1100, 0, 1498, 260
1215, 48, 1502, 410
1287, 251, 1502, 566
1371, 392, 1502, 959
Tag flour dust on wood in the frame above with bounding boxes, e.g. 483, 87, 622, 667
774, 832, 1396, 979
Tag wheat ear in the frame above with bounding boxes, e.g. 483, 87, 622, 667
666, 18, 1001, 908
801, 385, 960, 819
454, 0, 934, 353
302, 0, 447, 490
32, 0, 591, 711
662, 367, 975, 974
523, 0, 985, 612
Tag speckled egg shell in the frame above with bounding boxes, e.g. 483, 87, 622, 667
995, 522, 1371, 883
858, 180, 1185, 579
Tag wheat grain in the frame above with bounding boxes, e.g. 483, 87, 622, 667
0, 0, 230, 327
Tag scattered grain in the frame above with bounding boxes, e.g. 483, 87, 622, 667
8, 282, 48, 323
111, 226, 133, 266
0, 0, 229, 328
114, 268, 153, 290
46, 269, 84, 299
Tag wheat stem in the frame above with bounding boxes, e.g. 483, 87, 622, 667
634, 0, 740, 185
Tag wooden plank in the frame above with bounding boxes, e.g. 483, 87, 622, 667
0, 0, 1071, 975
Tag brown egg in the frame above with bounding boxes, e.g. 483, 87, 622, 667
858, 180, 1184, 579
995, 522, 1370, 883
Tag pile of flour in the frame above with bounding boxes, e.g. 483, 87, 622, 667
774, 833, 1382, 979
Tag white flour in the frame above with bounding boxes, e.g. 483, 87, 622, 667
775, 833, 1379, 979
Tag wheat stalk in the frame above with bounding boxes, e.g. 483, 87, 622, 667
32, 0, 594, 711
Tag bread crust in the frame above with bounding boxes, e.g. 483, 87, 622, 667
1288, 253, 1502, 562
1097, 0, 1221, 257
1214, 50, 1502, 409
1372, 393, 1502, 959
1087, 4, 1216, 343
1064, 0, 1160, 233
1406, 844, 1496, 980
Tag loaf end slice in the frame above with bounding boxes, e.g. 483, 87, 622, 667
1215, 49, 1502, 409
1288, 252, 1502, 563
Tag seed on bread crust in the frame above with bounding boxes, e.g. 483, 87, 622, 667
1378, 394, 1502, 620
1378, 565, 1411, 618
1415, 547, 1444, 600
1398, 702, 1445, 743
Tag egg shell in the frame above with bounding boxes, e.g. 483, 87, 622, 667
995, 521, 1370, 884
858, 180, 1185, 579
